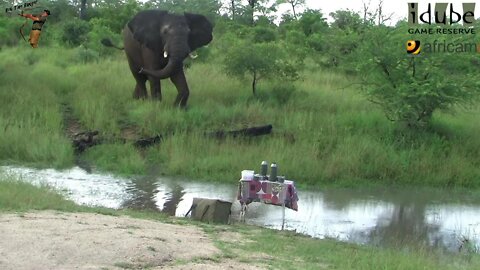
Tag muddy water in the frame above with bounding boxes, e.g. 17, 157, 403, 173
3, 166, 480, 252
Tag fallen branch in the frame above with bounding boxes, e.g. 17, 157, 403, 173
207, 124, 273, 139
70, 124, 273, 153
133, 135, 163, 148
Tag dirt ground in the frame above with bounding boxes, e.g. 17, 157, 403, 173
0, 211, 264, 270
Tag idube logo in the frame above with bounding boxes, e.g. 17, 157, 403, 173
407, 40, 421, 55
408, 2, 476, 26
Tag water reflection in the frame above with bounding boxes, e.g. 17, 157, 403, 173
156, 183, 186, 216
2, 165, 479, 251
122, 175, 159, 211
368, 202, 441, 248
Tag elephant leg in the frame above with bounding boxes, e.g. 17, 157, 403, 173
125, 51, 148, 99
133, 73, 148, 99
140, 48, 162, 100
123, 25, 148, 99
148, 77, 161, 100
170, 70, 189, 107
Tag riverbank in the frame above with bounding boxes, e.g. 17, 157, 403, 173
1, 47, 479, 189
1, 174, 479, 269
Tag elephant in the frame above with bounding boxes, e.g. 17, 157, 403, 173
102, 10, 213, 107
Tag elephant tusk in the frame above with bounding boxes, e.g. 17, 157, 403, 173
164, 51, 168, 58
189, 52, 198, 59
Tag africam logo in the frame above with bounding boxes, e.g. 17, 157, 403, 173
407, 40, 480, 55
407, 40, 422, 55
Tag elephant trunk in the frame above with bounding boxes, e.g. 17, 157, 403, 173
139, 56, 183, 79
139, 39, 190, 79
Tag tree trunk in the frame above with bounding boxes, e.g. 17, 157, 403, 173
363, 1, 368, 23
80, 0, 87, 20
248, 0, 256, 25
231, 0, 236, 20
377, 1, 382, 25
291, 3, 297, 20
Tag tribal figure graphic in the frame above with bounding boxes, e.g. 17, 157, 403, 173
19, 9, 50, 48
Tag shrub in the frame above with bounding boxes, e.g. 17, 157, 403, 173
224, 41, 300, 95
357, 25, 480, 128
60, 18, 91, 47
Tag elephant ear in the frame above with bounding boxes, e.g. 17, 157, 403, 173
185, 13, 213, 51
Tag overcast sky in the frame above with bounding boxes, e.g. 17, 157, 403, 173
289, 0, 479, 23
134, 0, 478, 24
303, 0, 405, 20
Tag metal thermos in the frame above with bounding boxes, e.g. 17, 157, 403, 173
261, 161, 268, 176
270, 162, 278, 182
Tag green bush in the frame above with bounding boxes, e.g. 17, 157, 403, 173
255, 83, 299, 105
60, 18, 91, 47
86, 18, 121, 56
75, 46, 100, 64
0, 16, 20, 47
224, 41, 300, 95
252, 26, 277, 43
357, 25, 480, 128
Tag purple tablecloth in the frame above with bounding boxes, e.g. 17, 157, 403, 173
237, 179, 299, 211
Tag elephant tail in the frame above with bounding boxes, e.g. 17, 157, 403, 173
101, 38, 124, 50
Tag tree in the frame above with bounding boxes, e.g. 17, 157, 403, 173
0, 13, 20, 47
330, 10, 363, 32
375, 0, 394, 25
357, 25, 480, 127
86, 17, 120, 56
276, 0, 305, 20
244, 0, 277, 26
89, 0, 140, 33
247, 0, 256, 25
228, 0, 243, 20
252, 26, 277, 43
144, 0, 220, 22
323, 10, 364, 70
224, 40, 299, 95
297, 9, 328, 36
362, 0, 394, 25
43, 0, 78, 24
60, 18, 91, 46
80, 0, 87, 20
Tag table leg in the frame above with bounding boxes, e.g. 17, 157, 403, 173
240, 203, 247, 223
281, 201, 285, 230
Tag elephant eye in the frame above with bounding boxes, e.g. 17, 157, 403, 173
161, 25, 170, 35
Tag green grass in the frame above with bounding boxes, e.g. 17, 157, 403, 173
0, 172, 170, 221
0, 174, 80, 212
0, 47, 479, 188
82, 144, 147, 175
0, 47, 74, 168
203, 224, 480, 270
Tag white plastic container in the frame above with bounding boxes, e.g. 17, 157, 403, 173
241, 170, 255, 180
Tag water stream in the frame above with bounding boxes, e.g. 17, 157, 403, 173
2, 165, 479, 252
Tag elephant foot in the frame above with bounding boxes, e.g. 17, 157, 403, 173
173, 102, 188, 109
174, 94, 189, 108
133, 93, 148, 99
151, 93, 162, 101
133, 88, 148, 99
173, 101, 188, 109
